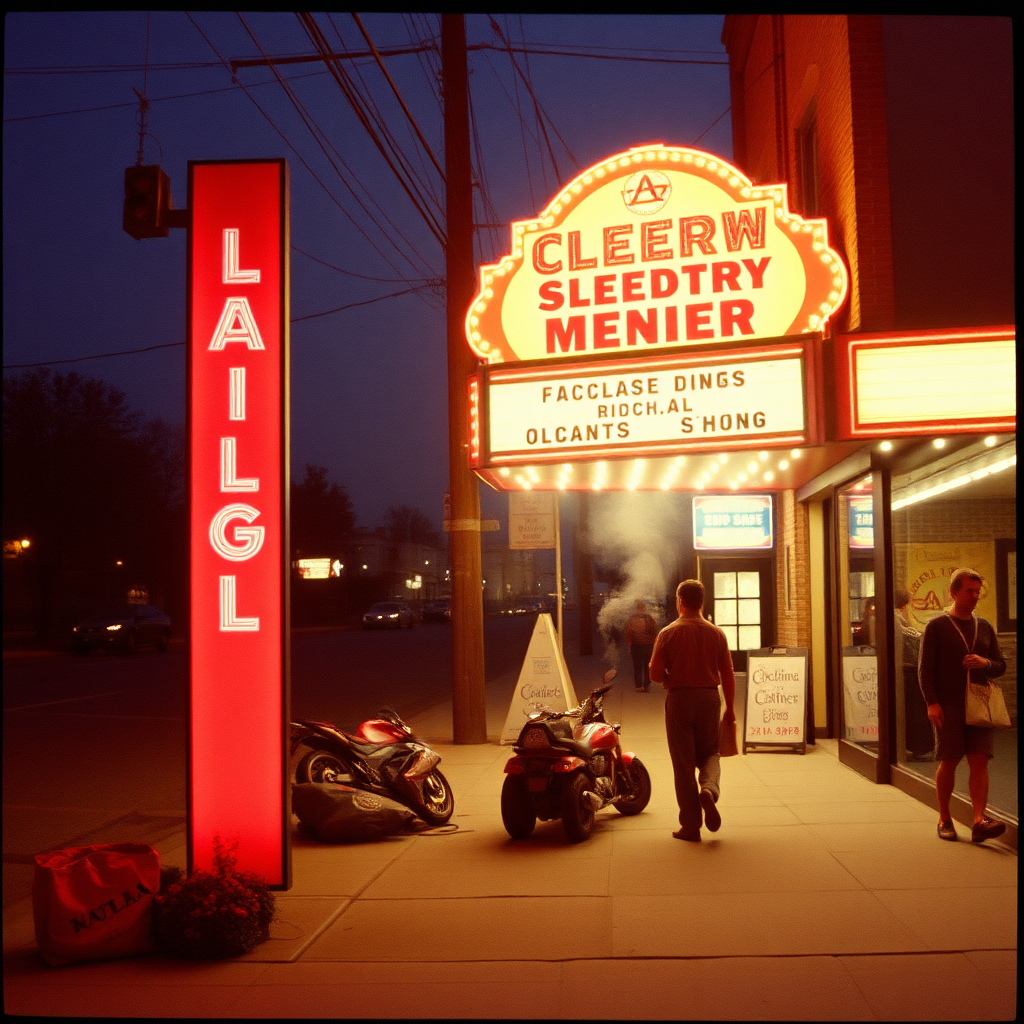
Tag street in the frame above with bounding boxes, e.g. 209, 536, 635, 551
2, 614, 540, 907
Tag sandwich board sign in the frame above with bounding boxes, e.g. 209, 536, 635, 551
743, 647, 808, 754
501, 613, 578, 744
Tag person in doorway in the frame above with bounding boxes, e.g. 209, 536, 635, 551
649, 579, 736, 841
895, 587, 931, 761
625, 600, 659, 692
919, 568, 1007, 843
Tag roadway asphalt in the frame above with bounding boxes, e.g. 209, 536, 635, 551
3, 640, 1017, 1020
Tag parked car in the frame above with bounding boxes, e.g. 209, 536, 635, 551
72, 604, 171, 654
512, 600, 541, 616
361, 601, 415, 629
422, 599, 451, 623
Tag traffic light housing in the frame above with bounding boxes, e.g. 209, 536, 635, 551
123, 165, 171, 240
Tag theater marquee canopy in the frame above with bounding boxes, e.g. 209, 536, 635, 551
466, 144, 851, 492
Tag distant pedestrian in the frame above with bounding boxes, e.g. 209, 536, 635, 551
625, 600, 659, 692
649, 580, 736, 841
919, 568, 1007, 843
895, 587, 930, 761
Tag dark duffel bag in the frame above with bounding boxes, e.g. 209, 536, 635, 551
292, 784, 417, 843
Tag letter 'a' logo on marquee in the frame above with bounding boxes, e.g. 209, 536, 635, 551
622, 170, 671, 214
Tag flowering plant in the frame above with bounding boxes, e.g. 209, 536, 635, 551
152, 837, 276, 960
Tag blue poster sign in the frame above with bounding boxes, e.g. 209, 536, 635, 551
693, 495, 773, 550
847, 495, 874, 549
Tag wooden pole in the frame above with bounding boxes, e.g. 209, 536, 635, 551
442, 14, 486, 743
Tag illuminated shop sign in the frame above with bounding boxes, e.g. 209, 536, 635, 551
836, 326, 1016, 438
296, 558, 341, 579
693, 495, 773, 550
466, 144, 848, 364
847, 496, 873, 550
471, 341, 812, 466
188, 160, 290, 887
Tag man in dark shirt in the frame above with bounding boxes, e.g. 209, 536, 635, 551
649, 579, 736, 842
918, 568, 1007, 844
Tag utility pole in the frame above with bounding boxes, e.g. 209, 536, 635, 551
442, 13, 487, 743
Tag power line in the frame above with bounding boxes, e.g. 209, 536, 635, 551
296, 12, 447, 248
234, 13, 439, 286
3, 286, 436, 370
184, 12, 440, 305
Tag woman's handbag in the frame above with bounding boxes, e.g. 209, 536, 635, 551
965, 679, 1012, 729
32, 843, 160, 966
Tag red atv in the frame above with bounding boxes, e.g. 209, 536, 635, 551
501, 670, 652, 842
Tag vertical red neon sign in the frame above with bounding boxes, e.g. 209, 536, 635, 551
187, 160, 290, 887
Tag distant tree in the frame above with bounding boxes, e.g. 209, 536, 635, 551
2, 368, 185, 638
290, 464, 356, 558
382, 504, 442, 548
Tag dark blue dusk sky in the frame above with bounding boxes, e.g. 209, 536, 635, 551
3, 13, 732, 532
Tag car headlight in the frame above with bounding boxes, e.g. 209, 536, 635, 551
106, 624, 122, 632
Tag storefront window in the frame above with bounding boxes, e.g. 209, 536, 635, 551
891, 436, 1017, 820
837, 476, 878, 748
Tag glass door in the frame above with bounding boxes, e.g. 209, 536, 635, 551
699, 558, 773, 672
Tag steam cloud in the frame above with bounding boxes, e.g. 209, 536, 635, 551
588, 493, 686, 667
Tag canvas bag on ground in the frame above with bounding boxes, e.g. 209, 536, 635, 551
292, 783, 416, 843
32, 843, 160, 966
965, 679, 1012, 729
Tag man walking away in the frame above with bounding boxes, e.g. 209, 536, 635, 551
919, 568, 1007, 843
649, 579, 736, 842
625, 600, 659, 692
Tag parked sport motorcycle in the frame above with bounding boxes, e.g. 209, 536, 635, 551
501, 669, 652, 842
290, 708, 454, 826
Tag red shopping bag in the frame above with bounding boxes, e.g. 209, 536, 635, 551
32, 843, 160, 966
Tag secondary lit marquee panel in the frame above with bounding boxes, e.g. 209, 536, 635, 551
188, 159, 290, 888
470, 340, 816, 469
835, 326, 1016, 438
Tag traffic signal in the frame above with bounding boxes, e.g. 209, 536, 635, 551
122, 165, 171, 240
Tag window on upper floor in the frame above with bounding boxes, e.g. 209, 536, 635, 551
795, 106, 820, 217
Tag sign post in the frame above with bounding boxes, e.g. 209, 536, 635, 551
187, 159, 290, 887
743, 647, 809, 754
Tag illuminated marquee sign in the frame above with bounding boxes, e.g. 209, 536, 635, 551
466, 144, 848, 364
471, 340, 814, 466
693, 495, 773, 550
188, 160, 290, 887
835, 326, 1016, 438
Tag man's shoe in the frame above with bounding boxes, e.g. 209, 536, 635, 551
971, 817, 1006, 843
700, 789, 721, 832
937, 819, 958, 841
672, 829, 701, 842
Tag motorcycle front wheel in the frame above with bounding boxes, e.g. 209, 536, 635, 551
615, 756, 652, 815
411, 768, 454, 825
560, 772, 596, 843
296, 750, 350, 785
500, 775, 536, 839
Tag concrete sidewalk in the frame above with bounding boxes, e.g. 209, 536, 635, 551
3, 648, 1017, 1020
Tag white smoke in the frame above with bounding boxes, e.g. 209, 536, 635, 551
588, 493, 685, 667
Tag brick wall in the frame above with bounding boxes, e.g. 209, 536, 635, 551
775, 488, 812, 649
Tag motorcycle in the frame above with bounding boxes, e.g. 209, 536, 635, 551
290, 708, 454, 826
501, 669, 652, 842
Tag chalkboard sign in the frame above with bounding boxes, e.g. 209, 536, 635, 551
743, 647, 809, 754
